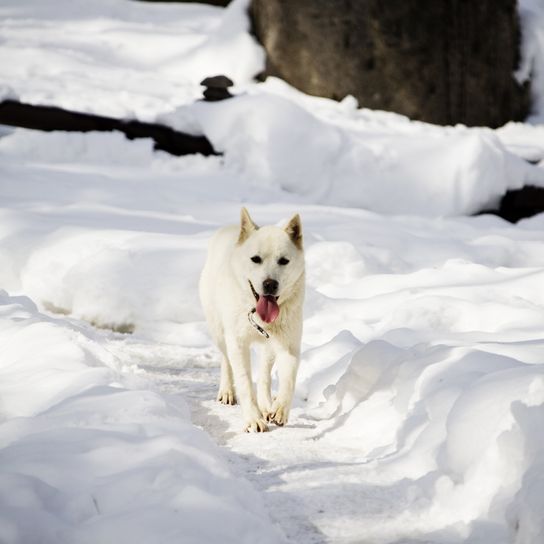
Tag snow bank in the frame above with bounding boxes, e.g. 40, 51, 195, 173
177, 93, 544, 216
0, 128, 293, 339
0, 290, 284, 544
297, 247, 544, 541
312, 340, 544, 528
507, 402, 544, 544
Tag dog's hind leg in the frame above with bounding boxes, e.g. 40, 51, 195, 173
217, 353, 236, 405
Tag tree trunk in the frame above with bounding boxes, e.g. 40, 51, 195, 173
250, 0, 530, 127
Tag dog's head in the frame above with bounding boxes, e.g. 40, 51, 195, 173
233, 207, 304, 323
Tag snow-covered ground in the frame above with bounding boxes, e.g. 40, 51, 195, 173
1, 1, 544, 543
0, 290, 284, 544
2, 0, 544, 216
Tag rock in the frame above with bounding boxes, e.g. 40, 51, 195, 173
202, 88, 232, 101
496, 186, 544, 222
250, 0, 530, 127
201, 75, 234, 101
200, 75, 234, 88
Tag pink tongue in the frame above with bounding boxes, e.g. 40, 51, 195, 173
256, 295, 279, 323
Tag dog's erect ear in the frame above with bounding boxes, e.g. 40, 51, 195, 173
285, 213, 303, 249
238, 207, 258, 244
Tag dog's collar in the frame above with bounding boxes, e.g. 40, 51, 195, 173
248, 279, 259, 302
248, 308, 270, 338
247, 280, 270, 339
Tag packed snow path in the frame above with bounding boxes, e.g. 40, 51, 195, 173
140, 359, 331, 543
130, 342, 367, 544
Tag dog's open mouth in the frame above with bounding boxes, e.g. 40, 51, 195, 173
249, 280, 279, 324
256, 295, 279, 323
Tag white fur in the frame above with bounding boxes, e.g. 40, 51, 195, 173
199, 209, 305, 432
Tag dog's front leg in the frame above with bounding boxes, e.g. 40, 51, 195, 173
217, 355, 236, 405
257, 345, 275, 416
226, 337, 268, 433
268, 347, 299, 426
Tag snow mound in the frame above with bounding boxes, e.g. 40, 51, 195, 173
170, 92, 544, 216
0, 290, 284, 544
300, 337, 544, 541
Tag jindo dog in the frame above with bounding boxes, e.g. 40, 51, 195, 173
199, 208, 305, 432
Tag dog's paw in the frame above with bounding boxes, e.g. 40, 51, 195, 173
244, 417, 269, 433
267, 400, 290, 426
216, 388, 236, 405
258, 401, 272, 418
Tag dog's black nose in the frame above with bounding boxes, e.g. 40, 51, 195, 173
262, 278, 279, 296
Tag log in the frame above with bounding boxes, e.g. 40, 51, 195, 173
0, 100, 217, 157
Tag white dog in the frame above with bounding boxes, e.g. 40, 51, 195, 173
199, 208, 305, 432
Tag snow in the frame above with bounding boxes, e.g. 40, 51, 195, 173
0, 290, 284, 544
175, 91, 544, 216
2, 124, 544, 542
1, 0, 544, 216
0, 0, 263, 120
1, 1, 544, 543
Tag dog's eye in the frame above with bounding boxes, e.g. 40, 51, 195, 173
251, 255, 262, 264
278, 257, 290, 265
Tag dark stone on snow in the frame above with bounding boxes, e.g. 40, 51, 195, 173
201, 75, 234, 88
201, 75, 234, 101
494, 186, 544, 223
250, 0, 530, 128
203, 88, 233, 101
0, 100, 218, 157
